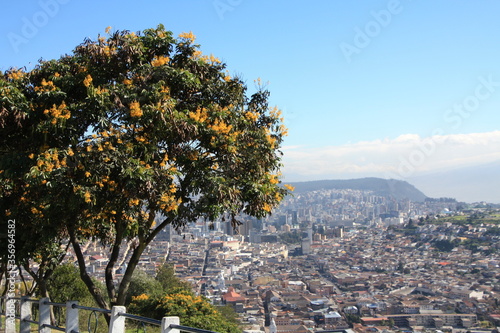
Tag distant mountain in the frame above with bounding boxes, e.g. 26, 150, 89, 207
289, 177, 428, 202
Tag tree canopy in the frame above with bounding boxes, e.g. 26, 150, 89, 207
0, 24, 291, 309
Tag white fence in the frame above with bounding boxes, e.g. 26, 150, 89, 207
0, 296, 216, 333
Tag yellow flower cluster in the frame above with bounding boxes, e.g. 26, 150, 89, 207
129, 101, 143, 117
278, 124, 288, 136
284, 184, 295, 192
191, 50, 202, 59
7, 70, 24, 80
84, 191, 92, 203
188, 107, 208, 123
34, 79, 57, 92
178, 31, 196, 43
31, 206, 44, 217
266, 132, 277, 148
158, 185, 181, 212
95, 176, 116, 191
269, 173, 279, 185
160, 85, 170, 95
263, 203, 273, 212
201, 54, 221, 64
102, 45, 114, 57
245, 111, 259, 122
209, 118, 232, 135
159, 153, 169, 168
96, 86, 108, 95
129, 198, 140, 207
132, 294, 149, 301
151, 55, 170, 67
135, 135, 147, 143
270, 106, 283, 120
43, 102, 71, 124
123, 78, 133, 85
83, 74, 93, 87
34, 148, 67, 173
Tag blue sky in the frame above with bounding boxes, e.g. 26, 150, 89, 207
2, 1, 500, 202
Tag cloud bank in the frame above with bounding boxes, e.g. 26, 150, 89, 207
282, 130, 500, 183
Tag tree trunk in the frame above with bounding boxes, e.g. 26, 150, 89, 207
115, 241, 146, 305
105, 221, 124, 306
68, 226, 110, 311
115, 212, 169, 305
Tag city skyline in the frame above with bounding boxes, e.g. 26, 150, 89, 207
2, 1, 499, 203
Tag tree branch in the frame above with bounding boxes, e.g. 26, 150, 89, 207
105, 220, 124, 305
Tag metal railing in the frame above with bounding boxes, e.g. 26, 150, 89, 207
0, 296, 219, 333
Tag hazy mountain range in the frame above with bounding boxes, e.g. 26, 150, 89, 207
288, 160, 500, 204
289, 177, 428, 202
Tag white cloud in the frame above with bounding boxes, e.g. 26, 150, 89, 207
282, 130, 500, 181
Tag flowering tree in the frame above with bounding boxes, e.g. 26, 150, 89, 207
0, 25, 291, 309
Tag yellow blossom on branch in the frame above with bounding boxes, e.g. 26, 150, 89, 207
84, 191, 92, 203
34, 79, 57, 92
151, 55, 170, 67
83, 74, 93, 87
191, 50, 202, 59
188, 107, 208, 123
43, 102, 71, 123
129, 101, 143, 117
129, 198, 140, 206
244, 111, 259, 122
269, 174, 279, 185
132, 294, 149, 301
178, 31, 196, 43
209, 118, 232, 135
7, 70, 25, 80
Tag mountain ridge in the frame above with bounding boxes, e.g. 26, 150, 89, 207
288, 177, 428, 202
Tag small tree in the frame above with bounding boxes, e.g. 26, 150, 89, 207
47, 263, 96, 305
125, 269, 163, 306
155, 263, 192, 293
1, 24, 291, 311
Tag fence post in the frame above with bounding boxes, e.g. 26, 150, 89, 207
20, 296, 31, 333
108, 306, 126, 333
161, 316, 180, 333
0, 297, 3, 332
39, 297, 51, 333
66, 301, 79, 333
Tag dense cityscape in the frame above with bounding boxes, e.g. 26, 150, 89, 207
64, 185, 500, 333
